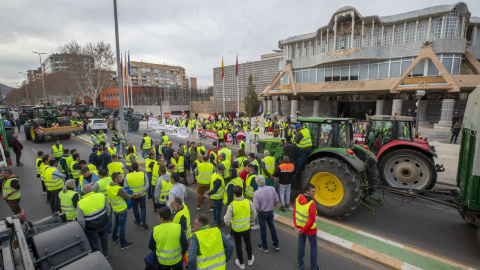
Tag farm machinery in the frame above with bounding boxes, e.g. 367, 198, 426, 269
24, 107, 82, 143
106, 107, 140, 132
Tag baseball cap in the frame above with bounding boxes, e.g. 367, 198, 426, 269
295, 124, 302, 130
217, 164, 226, 171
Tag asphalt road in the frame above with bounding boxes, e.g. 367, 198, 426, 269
0, 129, 386, 270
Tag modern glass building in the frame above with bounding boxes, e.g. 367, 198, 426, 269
261, 3, 480, 128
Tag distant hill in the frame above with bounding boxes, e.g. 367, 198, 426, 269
0, 83, 13, 96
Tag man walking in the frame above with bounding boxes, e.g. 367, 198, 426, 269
12, 135, 23, 166
195, 155, 214, 211
273, 156, 295, 211
188, 214, 234, 270
107, 172, 134, 249
2, 169, 21, 214
77, 184, 110, 257
125, 163, 149, 229
224, 186, 256, 269
208, 164, 226, 226
253, 175, 279, 252
294, 183, 319, 270
141, 132, 152, 159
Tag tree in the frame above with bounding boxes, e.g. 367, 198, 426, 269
244, 75, 260, 117
59, 40, 115, 107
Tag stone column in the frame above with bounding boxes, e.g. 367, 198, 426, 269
290, 98, 299, 121
312, 99, 320, 117
376, 100, 385, 115
417, 99, 428, 123
434, 99, 455, 129
327, 99, 335, 117
275, 97, 281, 116
267, 97, 273, 115
391, 99, 402, 116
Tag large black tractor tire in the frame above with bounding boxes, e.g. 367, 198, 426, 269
108, 120, 115, 130
24, 124, 32, 141
458, 209, 480, 228
5, 128, 15, 147
379, 149, 437, 190
301, 157, 362, 219
366, 157, 381, 195
130, 120, 140, 131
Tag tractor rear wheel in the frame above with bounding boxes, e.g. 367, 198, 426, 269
366, 157, 381, 195
379, 149, 437, 190
31, 125, 44, 143
301, 157, 362, 219
24, 124, 32, 141
458, 209, 480, 228
131, 120, 139, 131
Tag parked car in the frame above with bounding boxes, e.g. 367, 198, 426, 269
87, 118, 108, 133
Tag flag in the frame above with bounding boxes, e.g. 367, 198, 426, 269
258, 103, 263, 114
124, 53, 127, 79
221, 57, 224, 80
128, 51, 131, 76
235, 53, 238, 77
120, 54, 123, 79
231, 111, 234, 120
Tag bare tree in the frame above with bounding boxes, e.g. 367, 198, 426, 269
59, 40, 115, 107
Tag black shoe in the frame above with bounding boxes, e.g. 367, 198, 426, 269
257, 244, 268, 253
140, 223, 149, 229
134, 221, 140, 225
121, 242, 135, 249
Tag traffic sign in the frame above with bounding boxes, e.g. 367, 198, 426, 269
164, 112, 170, 119
182, 111, 185, 117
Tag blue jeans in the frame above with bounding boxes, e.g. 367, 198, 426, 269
115, 146, 121, 157
112, 211, 128, 246
258, 211, 278, 249
85, 227, 109, 257
298, 233, 318, 269
147, 172, 153, 198
142, 149, 149, 159
213, 199, 223, 225
107, 207, 113, 233
296, 148, 310, 170
131, 195, 146, 223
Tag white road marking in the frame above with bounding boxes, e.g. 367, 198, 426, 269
317, 230, 353, 250
358, 230, 404, 248
401, 262, 423, 270
32, 147, 37, 154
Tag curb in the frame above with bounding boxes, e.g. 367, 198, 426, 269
272, 210, 476, 270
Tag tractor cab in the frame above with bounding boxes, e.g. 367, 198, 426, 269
297, 117, 355, 149
363, 115, 415, 154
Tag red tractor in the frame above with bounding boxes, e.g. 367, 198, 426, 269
354, 115, 442, 190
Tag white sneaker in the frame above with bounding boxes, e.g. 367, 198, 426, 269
235, 259, 246, 269
248, 255, 255, 266
251, 224, 260, 230
226, 234, 233, 239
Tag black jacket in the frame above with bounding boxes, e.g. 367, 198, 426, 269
283, 142, 298, 163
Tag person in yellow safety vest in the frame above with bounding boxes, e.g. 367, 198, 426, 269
235, 149, 248, 173
91, 169, 114, 233
218, 153, 231, 182
260, 150, 276, 187
263, 120, 268, 134
59, 149, 71, 180
293, 123, 312, 169
244, 164, 259, 199
125, 163, 149, 229
294, 183, 319, 269
120, 131, 128, 158
158, 117, 162, 124
107, 172, 134, 249
1, 169, 22, 214
154, 165, 172, 209
170, 196, 193, 239
78, 166, 100, 195
224, 185, 256, 268
207, 164, 226, 226
160, 132, 169, 147
217, 142, 232, 164
217, 129, 224, 144
152, 141, 162, 161
108, 143, 117, 157
141, 132, 152, 159
171, 151, 187, 180
70, 118, 76, 126
77, 183, 110, 257
146, 207, 188, 269
150, 156, 166, 201
144, 152, 155, 199
125, 146, 137, 173
223, 169, 244, 206
188, 214, 234, 270
59, 178, 80, 221
51, 140, 63, 163
108, 155, 124, 179
90, 131, 99, 148
36, 151, 48, 194
253, 124, 260, 142
98, 130, 107, 148
45, 159, 66, 213
280, 121, 286, 137
69, 154, 81, 186
195, 155, 214, 211
66, 149, 77, 173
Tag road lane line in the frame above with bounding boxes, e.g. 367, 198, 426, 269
358, 230, 404, 249
32, 147, 37, 154
401, 262, 423, 270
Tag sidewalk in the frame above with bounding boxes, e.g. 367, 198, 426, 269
271, 206, 475, 270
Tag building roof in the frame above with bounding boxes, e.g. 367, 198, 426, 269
279, 2, 472, 46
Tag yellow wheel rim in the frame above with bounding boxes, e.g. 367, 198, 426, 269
30, 126, 35, 140
311, 172, 344, 207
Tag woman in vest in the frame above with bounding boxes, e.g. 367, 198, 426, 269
125, 146, 137, 173
59, 179, 79, 221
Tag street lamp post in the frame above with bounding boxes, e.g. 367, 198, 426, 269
18, 72, 28, 104
113, 0, 126, 133
32, 51, 47, 104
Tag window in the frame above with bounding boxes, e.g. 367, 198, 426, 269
390, 60, 401, 78
411, 59, 425, 77
354, 34, 362, 47
430, 17, 442, 39
364, 30, 372, 47
378, 61, 389, 79
444, 9, 459, 38
441, 55, 453, 74
303, 69, 309, 82
305, 42, 310, 57
394, 24, 404, 44
401, 58, 412, 75
291, 45, 296, 59
294, 70, 302, 83
319, 124, 333, 146
341, 66, 349, 81
384, 27, 393, 45
327, 37, 334, 52
368, 62, 378, 80
311, 40, 316, 55
332, 67, 341, 81
322, 37, 327, 52
405, 22, 416, 43
453, 56, 461, 75
427, 59, 439, 76
350, 65, 359, 80
309, 69, 316, 83
336, 35, 351, 50
325, 67, 332, 82
396, 121, 412, 141
359, 64, 369, 80
317, 68, 325, 82
374, 28, 382, 46
417, 20, 428, 41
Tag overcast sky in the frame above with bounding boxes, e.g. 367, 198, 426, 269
1, 0, 479, 89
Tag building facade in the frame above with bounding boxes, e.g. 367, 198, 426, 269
42, 54, 94, 74
213, 52, 282, 103
261, 3, 480, 128
129, 61, 185, 87
27, 68, 42, 83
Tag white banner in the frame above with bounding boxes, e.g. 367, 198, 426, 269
152, 124, 190, 138
177, 127, 190, 138
148, 118, 159, 130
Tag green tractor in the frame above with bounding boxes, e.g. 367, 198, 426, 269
24, 107, 82, 143
256, 117, 378, 219
106, 108, 140, 132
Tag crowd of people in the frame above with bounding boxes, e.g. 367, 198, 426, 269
2, 119, 319, 270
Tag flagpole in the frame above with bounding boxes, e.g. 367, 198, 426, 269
236, 53, 239, 117
128, 51, 133, 109
222, 56, 225, 117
